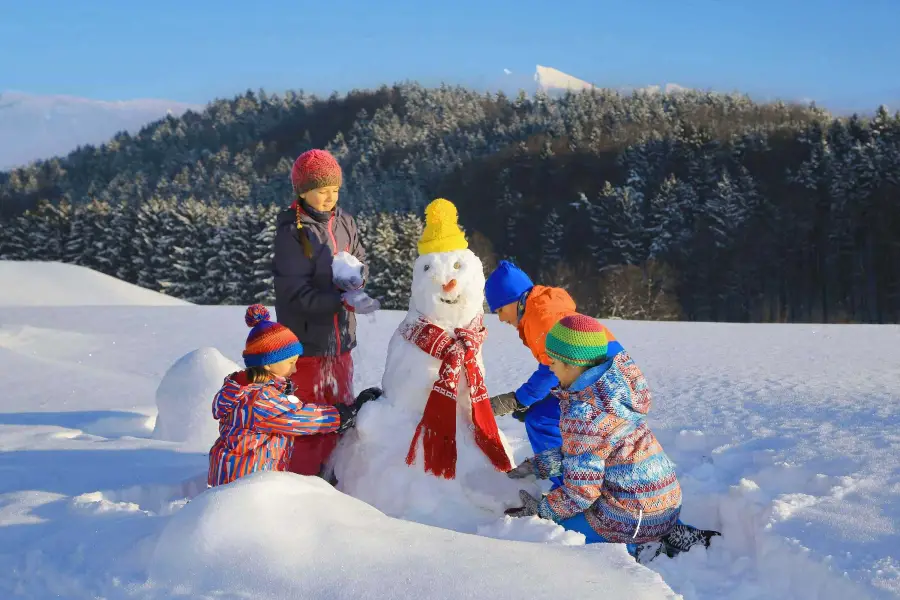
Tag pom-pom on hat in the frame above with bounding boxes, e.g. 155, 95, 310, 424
290, 149, 343, 195
242, 304, 304, 368
546, 314, 609, 367
418, 198, 468, 255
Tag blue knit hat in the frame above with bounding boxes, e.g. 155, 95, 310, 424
484, 260, 535, 313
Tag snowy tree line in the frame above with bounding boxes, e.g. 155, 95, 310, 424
0, 198, 423, 309
1, 83, 899, 322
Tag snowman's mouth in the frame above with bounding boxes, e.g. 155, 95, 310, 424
439, 295, 460, 305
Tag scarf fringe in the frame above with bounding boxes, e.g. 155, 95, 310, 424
472, 399, 513, 472
405, 390, 458, 479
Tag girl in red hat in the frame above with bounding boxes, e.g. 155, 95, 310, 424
272, 149, 379, 481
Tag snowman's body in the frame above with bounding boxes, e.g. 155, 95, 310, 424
332, 248, 535, 532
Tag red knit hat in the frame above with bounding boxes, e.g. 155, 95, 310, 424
290, 149, 343, 195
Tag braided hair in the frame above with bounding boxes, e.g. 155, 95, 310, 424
295, 199, 314, 259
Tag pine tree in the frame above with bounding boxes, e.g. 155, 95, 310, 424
132, 197, 179, 293
250, 204, 279, 304
27, 200, 71, 262
540, 208, 564, 273
95, 201, 139, 283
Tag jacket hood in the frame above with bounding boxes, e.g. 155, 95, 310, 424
212, 371, 290, 420
553, 356, 650, 417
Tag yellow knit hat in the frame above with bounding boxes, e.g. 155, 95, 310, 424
417, 198, 468, 255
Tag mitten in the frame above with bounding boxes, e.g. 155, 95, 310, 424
342, 289, 380, 314
506, 459, 536, 479
335, 273, 364, 292
504, 490, 540, 518
489, 392, 520, 416
511, 402, 529, 423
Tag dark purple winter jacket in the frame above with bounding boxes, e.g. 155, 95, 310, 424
272, 201, 369, 357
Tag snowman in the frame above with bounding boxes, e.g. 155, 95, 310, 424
331, 199, 538, 533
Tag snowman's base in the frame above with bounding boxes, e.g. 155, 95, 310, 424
331, 399, 542, 534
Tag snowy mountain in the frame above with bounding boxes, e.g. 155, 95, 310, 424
0, 261, 898, 598
533, 64, 688, 96
0, 91, 201, 170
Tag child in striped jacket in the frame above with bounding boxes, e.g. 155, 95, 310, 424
208, 304, 377, 487
505, 314, 717, 560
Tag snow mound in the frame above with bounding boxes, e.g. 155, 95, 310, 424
148, 471, 677, 599
0, 261, 190, 306
151, 346, 239, 449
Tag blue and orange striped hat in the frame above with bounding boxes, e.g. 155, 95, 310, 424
242, 304, 303, 368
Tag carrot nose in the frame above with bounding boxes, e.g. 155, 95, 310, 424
442, 279, 457, 293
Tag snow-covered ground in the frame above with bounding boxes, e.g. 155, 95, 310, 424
1, 262, 898, 599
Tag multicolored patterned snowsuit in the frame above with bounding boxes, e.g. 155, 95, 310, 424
208, 371, 341, 487
530, 352, 682, 543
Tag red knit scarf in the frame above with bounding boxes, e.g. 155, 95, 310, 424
400, 314, 512, 479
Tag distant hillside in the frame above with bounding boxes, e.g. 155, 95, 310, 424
0, 91, 200, 170
1, 82, 898, 324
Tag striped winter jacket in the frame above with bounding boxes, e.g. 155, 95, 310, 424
208, 371, 342, 487
532, 352, 682, 543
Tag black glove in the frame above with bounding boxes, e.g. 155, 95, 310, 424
489, 392, 520, 417
335, 403, 357, 433
504, 490, 540, 518
506, 459, 536, 479
353, 386, 383, 411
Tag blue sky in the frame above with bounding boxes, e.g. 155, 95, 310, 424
2, 0, 898, 111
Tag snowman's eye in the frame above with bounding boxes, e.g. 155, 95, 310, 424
453, 261, 461, 270
423, 264, 430, 272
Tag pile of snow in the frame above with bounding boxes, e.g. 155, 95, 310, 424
151, 347, 240, 450
148, 471, 676, 599
0, 261, 190, 306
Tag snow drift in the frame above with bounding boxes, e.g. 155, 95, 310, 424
148, 471, 677, 599
0, 261, 190, 306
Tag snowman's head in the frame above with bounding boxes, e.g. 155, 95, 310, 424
410, 249, 485, 328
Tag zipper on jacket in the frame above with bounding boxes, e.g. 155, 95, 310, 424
327, 213, 342, 356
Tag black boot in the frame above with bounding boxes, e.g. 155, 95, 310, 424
659, 522, 721, 557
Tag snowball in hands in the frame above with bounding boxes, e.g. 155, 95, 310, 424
332, 251, 365, 291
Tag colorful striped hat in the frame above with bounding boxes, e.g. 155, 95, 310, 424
290, 149, 343, 195
545, 314, 609, 367
242, 304, 303, 368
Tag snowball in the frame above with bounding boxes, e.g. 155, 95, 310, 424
151, 346, 240, 450
332, 251, 364, 288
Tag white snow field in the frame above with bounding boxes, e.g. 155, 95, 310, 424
0, 263, 898, 599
